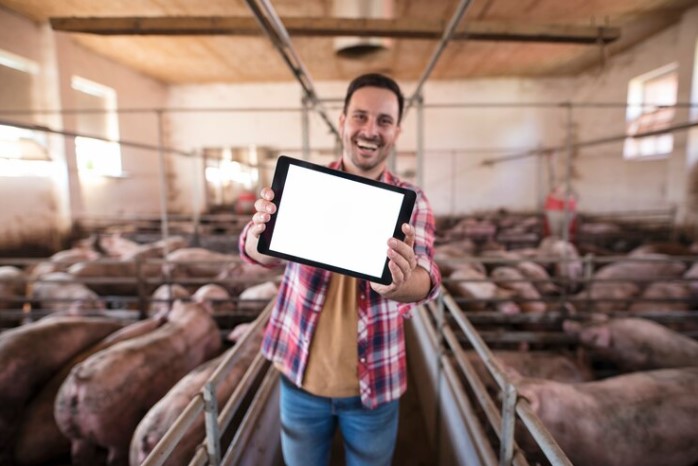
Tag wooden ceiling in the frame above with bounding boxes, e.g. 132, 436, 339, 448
0, 0, 694, 85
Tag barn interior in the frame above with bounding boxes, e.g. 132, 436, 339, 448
1, 0, 698, 465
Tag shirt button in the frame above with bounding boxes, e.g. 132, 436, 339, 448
360, 294, 366, 300
360, 357, 366, 363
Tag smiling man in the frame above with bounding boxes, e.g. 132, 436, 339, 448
239, 73, 441, 466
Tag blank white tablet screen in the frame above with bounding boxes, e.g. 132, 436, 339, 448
269, 164, 405, 279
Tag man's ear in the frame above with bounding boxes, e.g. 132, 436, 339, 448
338, 113, 346, 137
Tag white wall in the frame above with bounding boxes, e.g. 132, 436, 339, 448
0, 8, 168, 250
166, 77, 577, 216
569, 8, 697, 219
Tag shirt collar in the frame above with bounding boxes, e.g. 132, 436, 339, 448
330, 159, 394, 184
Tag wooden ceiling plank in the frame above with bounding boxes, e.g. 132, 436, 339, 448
49, 16, 620, 44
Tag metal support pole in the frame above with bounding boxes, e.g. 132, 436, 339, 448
406, 0, 474, 114
500, 382, 518, 466
562, 103, 573, 245
302, 96, 310, 160
156, 110, 170, 245
416, 94, 425, 188
434, 292, 446, 466
203, 381, 222, 466
191, 148, 202, 247
156, 111, 174, 308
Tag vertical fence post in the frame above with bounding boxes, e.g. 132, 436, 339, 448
203, 381, 221, 465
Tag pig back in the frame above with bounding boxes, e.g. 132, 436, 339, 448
0, 317, 122, 460
516, 367, 698, 466
14, 316, 167, 465
54, 302, 222, 457
567, 317, 698, 372
130, 324, 263, 466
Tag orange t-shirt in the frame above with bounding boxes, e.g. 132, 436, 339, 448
302, 273, 360, 397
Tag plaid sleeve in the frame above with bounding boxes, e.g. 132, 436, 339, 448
399, 186, 441, 315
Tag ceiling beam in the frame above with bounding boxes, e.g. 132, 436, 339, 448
49, 16, 620, 45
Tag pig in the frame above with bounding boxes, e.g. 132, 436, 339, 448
563, 317, 698, 372
55, 301, 222, 466
434, 239, 477, 259
192, 283, 235, 315
226, 322, 253, 343
97, 233, 141, 258
447, 266, 497, 310
163, 248, 237, 280
30, 272, 104, 315
586, 255, 686, 312
14, 317, 166, 465
124, 236, 188, 261
434, 240, 477, 275
628, 281, 691, 313
149, 283, 191, 315
0, 317, 122, 462
0, 265, 25, 309
68, 260, 138, 296
578, 221, 622, 237
130, 325, 263, 466
466, 350, 593, 400
490, 266, 546, 313
122, 236, 188, 278
513, 367, 698, 466
443, 217, 497, 242
27, 247, 102, 281
216, 261, 283, 295
684, 262, 698, 299
515, 261, 558, 295
628, 242, 693, 257
536, 238, 583, 291
237, 281, 279, 314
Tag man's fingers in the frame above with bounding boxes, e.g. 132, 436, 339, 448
402, 224, 415, 247
254, 199, 275, 215
260, 187, 275, 201
254, 212, 270, 224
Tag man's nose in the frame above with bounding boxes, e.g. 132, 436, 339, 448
361, 118, 378, 137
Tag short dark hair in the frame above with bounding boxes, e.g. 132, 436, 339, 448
343, 73, 404, 123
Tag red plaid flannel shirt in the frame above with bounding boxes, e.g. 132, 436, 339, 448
239, 161, 441, 408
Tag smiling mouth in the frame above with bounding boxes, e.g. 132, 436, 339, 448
356, 139, 379, 151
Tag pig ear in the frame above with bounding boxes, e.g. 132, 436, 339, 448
562, 319, 581, 336
515, 384, 539, 413
589, 327, 611, 348
502, 366, 523, 384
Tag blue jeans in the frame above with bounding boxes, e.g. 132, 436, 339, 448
279, 376, 399, 466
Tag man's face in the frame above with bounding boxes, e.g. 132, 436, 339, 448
339, 86, 401, 179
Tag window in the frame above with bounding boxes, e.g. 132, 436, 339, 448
204, 147, 260, 206
71, 76, 122, 176
624, 64, 678, 159
0, 49, 51, 176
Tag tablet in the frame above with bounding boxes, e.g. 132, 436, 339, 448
257, 155, 416, 285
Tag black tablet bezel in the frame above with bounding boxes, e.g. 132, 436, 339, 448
257, 155, 416, 285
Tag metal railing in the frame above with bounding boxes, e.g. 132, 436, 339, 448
141, 302, 273, 466
424, 286, 574, 466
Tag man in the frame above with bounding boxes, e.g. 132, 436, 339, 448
239, 73, 441, 466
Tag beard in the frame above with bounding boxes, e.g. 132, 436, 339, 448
344, 136, 393, 176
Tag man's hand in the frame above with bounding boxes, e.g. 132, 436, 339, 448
243, 187, 279, 265
371, 223, 420, 299
249, 187, 276, 238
